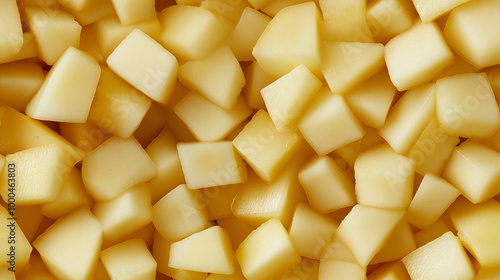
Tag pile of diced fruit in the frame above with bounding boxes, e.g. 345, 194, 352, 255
2, 0, 500, 279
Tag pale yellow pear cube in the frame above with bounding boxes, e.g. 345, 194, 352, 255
366, 0, 416, 43
259, 0, 312, 18
261, 64, 322, 132
81, 136, 157, 202
152, 184, 209, 242
322, 41, 385, 95
55, 0, 115, 26
178, 44, 245, 110
406, 173, 460, 229
88, 67, 152, 138
298, 87, 365, 156
288, 203, 338, 259
0, 206, 32, 272
233, 110, 303, 182
0, 0, 23, 62
442, 140, 500, 203
26, 46, 100, 123
414, 218, 451, 247
227, 8, 271, 61
402, 231, 475, 280
298, 156, 356, 213
336, 204, 405, 267
253, 2, 322, 79
435, 73, 500, 138
320, 0, 373, 43
367, 260, 410, 280
236, 218, 301, 280
370, 221, 416, 264
355, 144, 415, 209
159, 5, 227, 61
174, 92, 252, 142
107, 29, 178, 104
169, 226, 234, 274
448, 197, 500, 266
444, 0, 500, 68
33, 207, 103, 280
242, 61, 273, 110
412, 0, 472, 22
25, 7, 81, 65
385, 20, 454, 91
110, 0, 156, 25
100, 239, 156, 280
379, 83, 436, 154
318, 259, 366, 280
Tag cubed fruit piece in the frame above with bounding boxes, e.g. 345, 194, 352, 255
444, 0, 500, 68
253, 2, 321, 79
355, 144, 415, 209
55, 0, 115, 26
100, 239, 156, 280
178, 141, 246, 189
366, 0, 416, 43
319, 0, 373, 43
379, 83, 436, 154
41, 167, 93, 219
152, 184, 209, 241
159, 5, 227, 61
236, 218, 301, 280
412, 0, 472, 22
448, 197, 500, 267
442, 140, 500, 203
110, 0, 156, 25
344, 68, 397, 129
25, 7, 81, 65
435, 73, 500, 138
370, 220, 416, 264
174, 92, 252, 142
0, 143, 72, 205
279, 258, 319, 280
319, 259, 366, 280
169, 226, 234, 274
367, 260, 411, 280
402, 231, 475, 280
33, 207, 103, 280
0, 0, 23, 62
25, 46, 100, 123
107, 29, 178, 104
261, 64, 322, 132
336, 204, 405, 267
241, 61, 273, 110
288, 203, 338, 259
233, 110, 302, 182
0, 60, 44, 113
81, 136, 157, 202
414, 218, 451, 248
227, 8, 271, 61
298, 156, 356, 213
385, 20, 454, 91
88, 67, 152, 138
0, 206, 32, 271
298, 87, 365, 155
406, 173, 460, 229
322, 41, 385, 94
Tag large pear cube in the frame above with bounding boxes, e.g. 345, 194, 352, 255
26, 46, 100, 123
110, 0, 156, 25
0, 206, 32, 272
320, 0, 372, 43
33, 207, 103, 280
366, 0, 416, 43
412, 0, 472, 22
0, 0, 23, 62
107, 29, 178, 104
253, 2, 321, 79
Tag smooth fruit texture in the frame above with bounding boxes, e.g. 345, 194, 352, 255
0, 0, 23, 62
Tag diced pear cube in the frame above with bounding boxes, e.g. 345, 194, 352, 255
442, 140, 500, 203
298, 156, 356, 213
233, 110, 302, 182
152, 184, 209, 242
367, 261, 411, 280
25, 46, 100, 123
385, 20, 454, 91
100, 238, 156, 280
318, 259, 366, 280
33, 207, 103, 280
336, 204, 405, 267
55, 0, 115, 26
366, 0, 416, 43
298, 87, 365, 156
412, 0, 472, 22
25, 7, 81, 65
253, 2, 322, 79
236, 218, 301, 280
321, 41, 385, 94
261, 64, 322, 132
0, 206, 32, 271
107, 29, 178, 104
81, 136, 157, 202
448, 197, 500, 267
379, 83, 436, 155
169, 226, 234, 274
435, 73, 500, 138
241, 61, 273, 110
179, 44, 245, 110
110, 0, 156, 25
370, 221, 416, 264
402, 231, 475, 280
0, 0, 23, 62
355, 144, 415, 209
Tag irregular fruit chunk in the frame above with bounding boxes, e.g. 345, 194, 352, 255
366, 0, 416, 43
